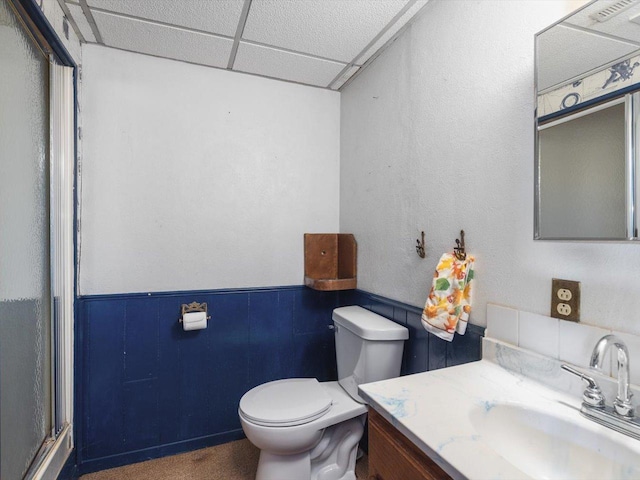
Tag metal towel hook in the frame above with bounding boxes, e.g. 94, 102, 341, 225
453, 230, 466, 261
416, 231, 425, 258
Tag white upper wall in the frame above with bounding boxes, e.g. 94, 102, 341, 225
80, 45, 340, 295
340, 0, 640, 336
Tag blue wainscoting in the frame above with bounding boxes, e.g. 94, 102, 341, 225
76, 286, 340, 473
339, 290, 485, 374
75, 286, 483, 475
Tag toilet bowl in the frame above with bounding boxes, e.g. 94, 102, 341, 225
238, 306, 408, 480
239, 381, 367, 480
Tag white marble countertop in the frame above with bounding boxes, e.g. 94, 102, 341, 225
359, 339, 640, 480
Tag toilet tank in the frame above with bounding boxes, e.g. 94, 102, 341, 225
332, 306, 409, 403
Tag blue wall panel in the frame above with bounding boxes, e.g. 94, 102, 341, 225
84, 299, 126, 460
338, 290, 485, 373
293, 288, 340, 334
124, 298, 159, 382
76, 286, 483, 474
429, 333, 449, 371
248, 290, 295, 388
446, 324, 483, 367
123, 379, 158, 451
403, 311, 429, 375
77, 286, 342, 473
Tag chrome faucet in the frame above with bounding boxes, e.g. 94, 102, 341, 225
562, 334, 640, 441
560, 364, 604, 407
590, 334, 633, 418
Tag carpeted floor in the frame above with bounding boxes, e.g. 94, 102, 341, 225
81, 439, 369, 480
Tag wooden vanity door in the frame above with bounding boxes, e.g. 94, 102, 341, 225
368, 409, 452, 480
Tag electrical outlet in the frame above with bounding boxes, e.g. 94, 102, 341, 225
551, 278, 580, 322
557, 303, 572, 316
557, 288, 572, 301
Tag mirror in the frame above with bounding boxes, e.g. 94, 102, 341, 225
535, 0, 640, 240
538, 98, 627, 239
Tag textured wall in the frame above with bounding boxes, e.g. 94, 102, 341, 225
80, 45, 340, 295
340, 0, 640, 336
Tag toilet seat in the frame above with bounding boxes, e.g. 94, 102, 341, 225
239, 378, 332, 427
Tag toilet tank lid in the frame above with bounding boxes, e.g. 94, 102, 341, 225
332, 306, 408, 341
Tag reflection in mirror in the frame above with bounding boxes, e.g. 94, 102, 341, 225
538, 99, 626, 239
537, 1, 640, 94
535, 0, 640, 241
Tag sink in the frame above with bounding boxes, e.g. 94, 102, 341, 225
359, 342, 640, 480
470, 402, 640, 480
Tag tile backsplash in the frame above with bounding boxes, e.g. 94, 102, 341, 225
558, 320, 611, 371
486, 304, 518, 345
486, 303, 640, 382
518, 311, 558, 359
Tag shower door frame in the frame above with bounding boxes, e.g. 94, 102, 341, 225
7, 0, 78, 478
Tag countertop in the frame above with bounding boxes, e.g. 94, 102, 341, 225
358, 338, 640, 480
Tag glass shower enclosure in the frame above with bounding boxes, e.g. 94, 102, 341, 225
0, 0, 75, 477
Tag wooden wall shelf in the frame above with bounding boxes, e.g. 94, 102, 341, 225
304, 233, 357, 291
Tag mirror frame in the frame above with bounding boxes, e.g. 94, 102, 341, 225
534, 2, 640, 241
534, 94, 640, 241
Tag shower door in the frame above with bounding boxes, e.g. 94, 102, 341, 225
0, 0, 53, 478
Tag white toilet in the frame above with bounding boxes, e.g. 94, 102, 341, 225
238, 305, 408, 480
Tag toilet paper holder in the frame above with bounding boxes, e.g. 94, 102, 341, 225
179, 302, 211, 322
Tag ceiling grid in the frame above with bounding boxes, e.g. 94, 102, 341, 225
78, 0, 103, 43
538, 0, 640, 91
55, 0, 87, 42
63, 0, 430, 90
328, 0, 420, 89
227, 0, 253, 69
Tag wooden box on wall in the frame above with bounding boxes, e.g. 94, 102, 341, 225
304, 234, 357, 291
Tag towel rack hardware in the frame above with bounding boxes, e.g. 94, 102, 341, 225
416, 231, 426, 258
454, 230, 466, 261
179, 301, 211, 322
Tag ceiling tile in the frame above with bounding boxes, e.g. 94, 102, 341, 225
234, 41, 347, 87
538, 23, 638, 90
93, 10, 233, 68
357, 0, 427, 66
242, 0, 410, 63
565, 1, 640, 45
86, 0, 244, 37
564, 0, 635, 29
66, 2, 97, 42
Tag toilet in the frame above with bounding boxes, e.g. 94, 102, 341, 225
238, 305, 408, 480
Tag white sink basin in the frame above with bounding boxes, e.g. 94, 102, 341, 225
470, 402, 640, 480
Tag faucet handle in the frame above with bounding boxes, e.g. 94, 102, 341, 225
561, 364, 605, 408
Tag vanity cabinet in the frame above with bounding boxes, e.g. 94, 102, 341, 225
368, 409, 451, 480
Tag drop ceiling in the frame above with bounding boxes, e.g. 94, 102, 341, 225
59, 0, 429, 90
538, 0, 640, 91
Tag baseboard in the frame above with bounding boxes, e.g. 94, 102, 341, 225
78, 429, 245, 475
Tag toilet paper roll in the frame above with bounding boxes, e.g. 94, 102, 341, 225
182, 311, 207, 331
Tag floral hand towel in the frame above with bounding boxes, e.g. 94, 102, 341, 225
421, 252, 475, 342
